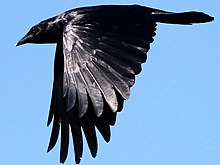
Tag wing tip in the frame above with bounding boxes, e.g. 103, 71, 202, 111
75, 157, 82, 164
47, 146, 52, 153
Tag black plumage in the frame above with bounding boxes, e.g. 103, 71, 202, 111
16, 5, 214, 164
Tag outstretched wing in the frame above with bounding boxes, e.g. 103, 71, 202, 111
47, 5, 157, 164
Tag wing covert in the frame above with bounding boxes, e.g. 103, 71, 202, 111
63, 16, 156, 117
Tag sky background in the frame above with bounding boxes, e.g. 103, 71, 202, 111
0, 0, 219, 165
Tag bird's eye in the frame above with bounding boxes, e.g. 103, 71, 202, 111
31, 26, 38, 33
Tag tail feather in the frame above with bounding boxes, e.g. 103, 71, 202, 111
152, 11, 214, 25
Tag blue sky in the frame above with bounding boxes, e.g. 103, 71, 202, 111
1, 0, 219, 165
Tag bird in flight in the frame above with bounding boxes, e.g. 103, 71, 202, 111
17, 5, 214, 164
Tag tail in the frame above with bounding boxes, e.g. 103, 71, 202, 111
152, 11, 214, 25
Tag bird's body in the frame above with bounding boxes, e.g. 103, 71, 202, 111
17, 5, 214, 164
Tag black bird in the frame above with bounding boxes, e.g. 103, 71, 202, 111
16, 5, 214, 164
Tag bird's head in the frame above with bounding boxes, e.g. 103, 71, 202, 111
16, 16, 65, 46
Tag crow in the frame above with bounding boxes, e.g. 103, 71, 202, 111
16, 5, 214, 164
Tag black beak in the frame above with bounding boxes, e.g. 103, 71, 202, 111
16, 34, 33, 46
